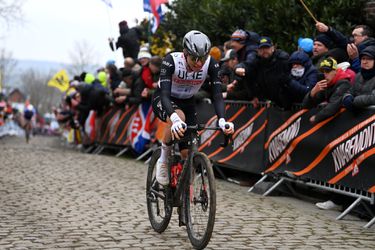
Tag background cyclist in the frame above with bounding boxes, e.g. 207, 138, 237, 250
23, 103, 35, 142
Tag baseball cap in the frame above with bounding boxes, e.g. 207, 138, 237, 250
220, 49, 237, 62
319, 58, 338, 72
231, 29, 248, 44
258, 36, 273, 48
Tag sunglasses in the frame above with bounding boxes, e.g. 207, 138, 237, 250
189, 54, 208, 63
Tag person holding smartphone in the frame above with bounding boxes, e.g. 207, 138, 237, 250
302, 58, 352, 123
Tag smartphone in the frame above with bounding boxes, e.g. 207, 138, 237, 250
317, 73, 325, 81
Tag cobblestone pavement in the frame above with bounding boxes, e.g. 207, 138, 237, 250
0, 136, 374, 250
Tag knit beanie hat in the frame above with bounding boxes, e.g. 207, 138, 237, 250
137, 51, 152, 60
314, 34, 333, 49
298, 37, 313, 53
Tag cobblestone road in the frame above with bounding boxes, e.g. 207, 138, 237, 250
0, 136, 374, 249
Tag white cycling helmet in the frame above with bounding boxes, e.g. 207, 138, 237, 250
26, 104, 34, 111
182, 30, 211, 58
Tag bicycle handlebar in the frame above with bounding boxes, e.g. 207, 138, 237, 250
182, 123, 229, 131
168, 124, 232, 147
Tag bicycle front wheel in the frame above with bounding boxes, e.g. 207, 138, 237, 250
25, 124, 31, 143
185, 152, 216, 249
146, 148, 173, 233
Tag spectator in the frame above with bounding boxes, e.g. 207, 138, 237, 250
287, 50, 318, 103
123, 57, 135, 70
343, 45, 375, 111
106, 64, 122, 91
348, 25, 375, 72
119, 57, 141, 77
209, 46, 222, 62
298, 37, 314, 56
230, 29, 259, 64
316, 22, 374, 72
312, 33, 334, 66
84, 73, 95, 84
302, 58, 352, 123
113, 69, 144, 106
223, 40, 232, 54
84, 73, 109, 91
220, 49, 238, 84
137, 50, 152, 67
136, 50, 153, 92
109, 20, 143, 60
220, 49, 248, 100
69, 84, 111, 128
97, 71, 108, 88
236, 36, 292, 109
140, 56, 162, 100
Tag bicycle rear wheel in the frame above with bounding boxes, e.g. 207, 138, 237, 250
25, 123, 31, 143
146, 148, 173, 233
185, 152, 216, 249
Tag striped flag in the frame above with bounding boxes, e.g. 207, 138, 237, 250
143, 0, 168, 33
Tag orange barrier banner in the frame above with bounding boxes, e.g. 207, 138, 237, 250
93, 101, 375, 193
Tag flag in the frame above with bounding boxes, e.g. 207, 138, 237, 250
47, 70, 70, 92
143, 0, 168, 33
127, 102, 157, 154
101, 0, 112, 8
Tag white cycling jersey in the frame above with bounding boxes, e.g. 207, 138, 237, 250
159, 52, 210, 99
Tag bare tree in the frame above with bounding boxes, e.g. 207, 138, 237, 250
68, 40, 100, 77
20, 68, 61, 114
0, 48, 17, 89
0, 0, 24, 29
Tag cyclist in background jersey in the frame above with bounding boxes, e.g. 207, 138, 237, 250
23, 104, 35, 143
151, 30, 235, 185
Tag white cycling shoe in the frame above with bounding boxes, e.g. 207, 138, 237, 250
156, 160, 169, 186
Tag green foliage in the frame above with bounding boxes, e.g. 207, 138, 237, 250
162, 0, 368, 53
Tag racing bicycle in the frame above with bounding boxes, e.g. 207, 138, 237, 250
146, 124, 230, 249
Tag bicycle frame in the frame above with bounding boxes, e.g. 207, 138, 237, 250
170, 128, 200, 206
169, 124, 229, 206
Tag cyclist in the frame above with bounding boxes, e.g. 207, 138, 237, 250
23, 104, 35, 143
152, 30, 235, 185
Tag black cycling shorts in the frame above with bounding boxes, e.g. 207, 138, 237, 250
152, 89, 197, 150
152, 89, 197, 125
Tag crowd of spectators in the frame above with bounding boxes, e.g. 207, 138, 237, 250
50, 19, 375, 213
55, 20, 375, 140
212, 22, 375, 123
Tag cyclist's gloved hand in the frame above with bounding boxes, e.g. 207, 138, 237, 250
218, 118, 234, 135
170, 112, 187, 140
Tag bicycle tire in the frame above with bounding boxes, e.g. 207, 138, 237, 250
25, 124, 30, 143
146, 148, 173, 233
185, 152, 216, 249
